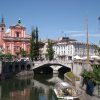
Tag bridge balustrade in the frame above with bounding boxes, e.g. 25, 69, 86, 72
33, 60, 73, 71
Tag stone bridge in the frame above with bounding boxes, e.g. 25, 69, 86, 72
0, 61, 34, 79
13, 60, 83, 77
32, 60, 73, 74
0, 60, 73, 79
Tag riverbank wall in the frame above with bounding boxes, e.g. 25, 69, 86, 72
0, 61, 34, 79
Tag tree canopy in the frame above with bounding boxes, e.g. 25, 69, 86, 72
30, 27, 39, 61
46, 39, 54, 61
20, 48, 27, 57
81, 64, 100, 85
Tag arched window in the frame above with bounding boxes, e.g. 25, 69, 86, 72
16, 32, 19, 37
1, 28, 4, 31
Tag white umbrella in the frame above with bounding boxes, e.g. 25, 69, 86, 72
91, 55, 100, 60
81, 56, 87, 60
73, 55, 82, 60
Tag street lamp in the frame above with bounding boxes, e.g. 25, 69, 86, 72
86, 17, 90, 68
98, 16, 100, 29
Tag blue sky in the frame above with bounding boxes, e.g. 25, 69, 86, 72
0, 0, 100, 45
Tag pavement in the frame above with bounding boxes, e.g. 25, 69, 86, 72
79, 90, 100, 100
76, 81, 100, 100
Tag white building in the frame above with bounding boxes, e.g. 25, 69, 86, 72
53, 37, 98, 61
40, 39, 57, 60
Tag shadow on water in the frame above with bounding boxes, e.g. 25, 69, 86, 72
0, 73, 63, 100
0, 62, 71, 100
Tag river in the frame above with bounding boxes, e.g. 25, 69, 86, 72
0, 74, 63, 100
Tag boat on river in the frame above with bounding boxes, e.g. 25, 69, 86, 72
54, 82, 81, 100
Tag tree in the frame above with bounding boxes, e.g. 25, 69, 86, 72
20, 48, 27, 57
46, 39, 54, 61
81, 65, 100, 85
30, 29, 36, 61
97, 46, 100, 56
92, 64, 100, 84
34, 27, 39, 60
0, 53, 13, 60
30, 27, 39, 61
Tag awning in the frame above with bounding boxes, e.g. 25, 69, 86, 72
91, 55, 100, 60
73, 55, 82, 60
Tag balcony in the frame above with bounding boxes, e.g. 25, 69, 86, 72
3, 36, 30, 42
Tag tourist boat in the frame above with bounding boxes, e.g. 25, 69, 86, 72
54, 82, 81, 100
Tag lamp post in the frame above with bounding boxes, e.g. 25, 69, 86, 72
86, 17, 90, 70
98, 16, 100, 48
98, 16, 100, 30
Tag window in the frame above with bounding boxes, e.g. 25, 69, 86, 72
14, 46, 20, 51
1, 28, 4, 31
68, 56, 72, 60
16, 32, 19, 37
6, 46, 9, 50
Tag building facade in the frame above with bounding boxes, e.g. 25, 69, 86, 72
53, 37, 98, 61
0, 17, 30, 57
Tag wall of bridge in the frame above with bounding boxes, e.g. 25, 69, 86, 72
0, 61, 33, 79
32, 61, 72, 75
33, 61, 84, 76
0, 60, 84, 79
33, 61, 73, 70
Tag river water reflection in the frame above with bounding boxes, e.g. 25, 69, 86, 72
0, 74, 63, 100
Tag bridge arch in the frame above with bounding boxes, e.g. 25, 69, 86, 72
33, 62, 71, 75
15, 64, 19, 73
26, 64, 31, 70
58, 66, 71, 75
21, 64, 25, 71
49, 64, 71, 75
33, 64, 53, 74
8, 64, 13, 72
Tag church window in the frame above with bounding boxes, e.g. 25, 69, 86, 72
6, 46, 9, 50
1, 28, 4, 31
16, 32, 19, 37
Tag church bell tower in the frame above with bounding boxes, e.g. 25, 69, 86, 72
0, 16, 5, 33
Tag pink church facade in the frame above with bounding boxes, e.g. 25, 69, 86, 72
0, 17, 31, 57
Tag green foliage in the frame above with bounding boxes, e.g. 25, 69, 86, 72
0, 53, 12, 59
20, 48, 27, 57
46, 39, 54, 61
81, 69, 94, 80
30, 29, 35, 61
97, 46, 100, 56
81, 65, 100, 84
66, 72, 80, 81
30, 27, 39, 61
92, 64, 100, 84
35, 27, 39, 60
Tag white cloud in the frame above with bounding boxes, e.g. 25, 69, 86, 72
70, 33, 100, 37
64, 30, 85, 37
62, 30, 100, 38
89, 34, 100, 37
65, 30, 83, 34
70, 33, 85, 37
